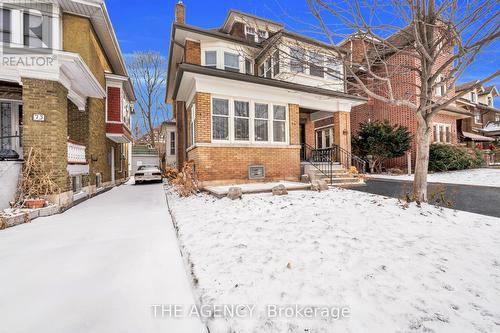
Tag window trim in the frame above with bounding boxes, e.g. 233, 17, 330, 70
0, 8, 12, 44
433, 123, 452, 144
233, 99, 250, 142
204, 50, 217, 68
170, 131, 176, 156
210, 95, 289, 145
223, 51, 240, 72
474, 112, 482, 124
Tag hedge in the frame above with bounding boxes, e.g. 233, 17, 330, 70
428, 144, 484, 172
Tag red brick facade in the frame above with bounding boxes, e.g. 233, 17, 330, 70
107, 87, 121, 121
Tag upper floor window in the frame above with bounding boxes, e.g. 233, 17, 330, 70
224, 52, 239, 72
245, 58, 252, 75
495, 113, 500, 122
245, 26, 256, 42
290, 47, 305, 73
434, 75, 446, 97
257, 29, 267, 42
273, 51, 280, 77
326, 58, 342, 79
309, 52, 324, 78
265, 58, 272, 78
258, 63, 265, 77
474, 112, 481, 124
488, 96, 493, 107
470, 91, 476, 103
24, 13, 44, 48
0, 8, 11, 43
204, 51, 217, 68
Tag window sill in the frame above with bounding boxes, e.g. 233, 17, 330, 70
188, 143, 300, 150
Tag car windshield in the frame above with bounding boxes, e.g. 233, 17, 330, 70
137, 165, 158, 171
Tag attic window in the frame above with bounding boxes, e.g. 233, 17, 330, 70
470, 91, 476, 103
257, 29, 267, 42
245, 26, 256, 42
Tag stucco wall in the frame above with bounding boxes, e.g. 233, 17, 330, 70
0, 161, 22, 209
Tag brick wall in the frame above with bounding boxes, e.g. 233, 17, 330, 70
334, 112, 351, 153
107, 87, 121, 121
22, 78, 70, 191
185, 40, 201, 65
288, 104, 300, 145
188, 146, 301, 185
87, 97, 109, 184
195, 92, 211, 143
175, 101, 186, 166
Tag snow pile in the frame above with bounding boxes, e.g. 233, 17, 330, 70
370, 168, 500, 187
167, 187, 500, 333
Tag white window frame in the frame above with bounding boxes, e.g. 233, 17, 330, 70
470, 91, 476, 103
210, 95, 289, 145
254, 102, 270, 142
474, 112, 482, 124
211, 97, 230, 142
435, 75, 446, 97
223, 51, 240, 72
204, 50, 217, 68
245, 26, 256, 42
233, 99, 251, 142
433, 123, 452, 143
309, 52, 324, 78
315, 126, 334, 148
0, 8, 12, 44
495, 113, 500, 122
244, 57, 253, 75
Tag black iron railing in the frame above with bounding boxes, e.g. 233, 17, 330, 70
301, 143, 367, 183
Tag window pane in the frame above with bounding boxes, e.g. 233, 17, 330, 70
234, 101, 249, 117
213, 98, 229, 115
316, 130, 322, 148
205, 51, 217, 66
24, 13, 43, 47
273, 105, 286, 120
273, 51, 280, 76
0, 9, 11, 43
255, 119, 268, 141
245, 58, 252, 74
224, 52, 239, 71
309, 52, 324, 77
235, 118, 249, 140
258, 64, 265, 77
212, 116, 228, 140
273, 121, 286, 142
290, 48, 304, 73
265, 58, 272, 78
255, 103, 268, 119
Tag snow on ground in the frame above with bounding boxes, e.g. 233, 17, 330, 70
0, 182, 206, 333
370, 168, 500, 187
167, 187, 500, 333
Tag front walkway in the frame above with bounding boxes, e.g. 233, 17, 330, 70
0, 181, 206, 333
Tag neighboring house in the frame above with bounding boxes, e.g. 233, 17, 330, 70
136, 124, 170, 169
161, 120, 177, 167
0, 0, 135, 209
340, 32, 472, 169
455, 82, 499, 146
166, 3, 367, 186
131, 145, 160, 174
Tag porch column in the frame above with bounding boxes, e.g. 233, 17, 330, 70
333, 111, 351, 153
288, 104, 300, 145
22, 78, 70, 191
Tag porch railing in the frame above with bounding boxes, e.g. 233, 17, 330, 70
301, 143, 367, 177
67, 140, 87, 164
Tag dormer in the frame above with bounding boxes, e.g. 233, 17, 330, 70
221, 10, 283, 43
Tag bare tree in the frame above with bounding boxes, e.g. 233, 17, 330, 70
127, 51, 168, 148
281, 0, 500, 201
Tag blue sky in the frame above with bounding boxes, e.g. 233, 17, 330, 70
106, 0, 499, 92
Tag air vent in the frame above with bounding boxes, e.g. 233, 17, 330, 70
248, 165, 265, 180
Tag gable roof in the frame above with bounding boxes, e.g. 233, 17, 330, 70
455, 80, 480, 92
221, 9, 284, 32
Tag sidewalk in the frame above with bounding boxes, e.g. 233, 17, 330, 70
0, 181, 206, 333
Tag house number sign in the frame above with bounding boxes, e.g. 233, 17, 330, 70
33, 113, 46, 122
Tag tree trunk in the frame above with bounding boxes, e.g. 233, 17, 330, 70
413, 112, 431, 202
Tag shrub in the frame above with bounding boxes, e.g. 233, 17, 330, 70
352, 121, 412, 173
428, 144, 484, 172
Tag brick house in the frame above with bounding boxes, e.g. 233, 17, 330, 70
340, 32, 472, 169
455, 82, 499, 146
0, 0, 135, 209
166, 3, 367, 187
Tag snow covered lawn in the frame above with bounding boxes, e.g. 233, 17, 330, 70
0, 182, 206, 333
370, 168, 500, 187
167, 187, 500, 333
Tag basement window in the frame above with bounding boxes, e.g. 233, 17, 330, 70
248, 165, 265, 179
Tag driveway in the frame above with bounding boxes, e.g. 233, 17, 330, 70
353, 178, 500, 217
0, 181, 206, 333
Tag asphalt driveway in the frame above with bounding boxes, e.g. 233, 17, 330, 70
352, 178, 500, 218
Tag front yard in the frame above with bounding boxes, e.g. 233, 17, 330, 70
167, 187, 500, 333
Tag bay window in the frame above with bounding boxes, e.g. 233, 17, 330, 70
224, 52, 239, 72
254, 103, 269, 141
211, 97, 288, 144
234, 100, 249, 141
0, 8, 11, 43
212, 98, 229, 140
273, 105, 286, 142
204, 51, 217, 68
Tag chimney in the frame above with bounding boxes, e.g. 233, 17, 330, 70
175, 0, 185, 24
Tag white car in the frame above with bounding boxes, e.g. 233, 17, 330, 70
134, 165, 163, 184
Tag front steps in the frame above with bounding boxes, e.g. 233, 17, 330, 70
302, 162, 365, 187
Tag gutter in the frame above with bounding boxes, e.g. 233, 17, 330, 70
172, 63, 368, 102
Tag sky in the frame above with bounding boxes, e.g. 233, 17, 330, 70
105, 0, 499, 98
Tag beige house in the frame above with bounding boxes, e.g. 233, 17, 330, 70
0, 0, 135, 209
166, 3, 367, 187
